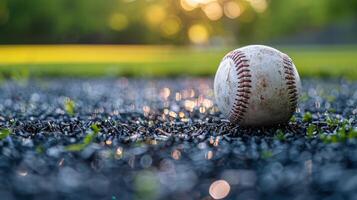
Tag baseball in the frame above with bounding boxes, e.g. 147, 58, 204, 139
214, 45, 302, 126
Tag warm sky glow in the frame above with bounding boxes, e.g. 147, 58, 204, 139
125, 0, 270, 44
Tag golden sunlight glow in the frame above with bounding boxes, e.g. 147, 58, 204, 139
247, 0, 267, 13
115, 147, 124, 159
180, 0, 197, 11
184, 100, 196, 112
188, 24, 209, 44
202, 2, 223, 21
160, 16, 182, 36
169, 111, 177, 118
164, 108, 169, 115
202, 99, 213, 108
180, 0, 217, 11
0, 45, 176, 64
209, 180, 231, 199
179, 112, 185, 118
224, 1, 242, 19
108, 13, 129, 31
145, 5, 166, 26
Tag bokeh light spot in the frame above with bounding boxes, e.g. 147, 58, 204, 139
143, 106, 151, 115
209, 180, 231, 199
115, 147, 123, 159
160, 16, 182, 37
188, 24, 209, 44
180, 0, 216, 11
160, 87, 171, 100
202, 2, 223, 21
145, 5, 166, 26
224, 1, 242, 19
180, 0, 197, 11
247, 0, 268, 13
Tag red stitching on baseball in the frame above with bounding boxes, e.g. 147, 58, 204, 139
233, 101, 248, 107
283, 55, 298, 114
237, 73, 251, 78
237, 83, 252, 88
237, 64, 249, 70
287, 85, 296, 90
286, 80, 296, 85
224, 50, 252, 124
237, 89, 251, 93
237, 68, 250, 75
238, 79, 251, 84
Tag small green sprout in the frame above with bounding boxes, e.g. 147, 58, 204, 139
64, 98, 76, 116
319, 127, 356, 144
326, 116, 339, 128
0, 128, 11, 140
306, 124, 317, 138
290, 115, 297, 123
319, 133, 341, 143
303, 112, 313, 122
66, 124, 101, 152
275, 129, 286, 141
91, 124, 100, 134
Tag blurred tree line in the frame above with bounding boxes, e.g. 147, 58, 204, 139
0, 0, 356, 45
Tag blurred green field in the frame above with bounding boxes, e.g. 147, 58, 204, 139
0, 45, 356, 79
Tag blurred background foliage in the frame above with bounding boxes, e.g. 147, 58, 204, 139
0, 0, 356, 45
0, 0, 356, 79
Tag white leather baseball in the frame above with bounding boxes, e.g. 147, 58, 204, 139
214, 45, 301, 126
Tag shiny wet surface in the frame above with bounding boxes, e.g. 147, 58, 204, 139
0, 78, 356, 200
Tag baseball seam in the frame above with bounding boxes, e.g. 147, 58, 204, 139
224, 50, 251, 123
283, 55, 298, 114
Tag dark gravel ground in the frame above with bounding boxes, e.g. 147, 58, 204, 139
0, 78, 356, 200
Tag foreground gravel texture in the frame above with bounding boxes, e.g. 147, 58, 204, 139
0, 78, 356, 200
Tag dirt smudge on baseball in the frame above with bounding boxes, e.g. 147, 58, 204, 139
261, 77, 268, 88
